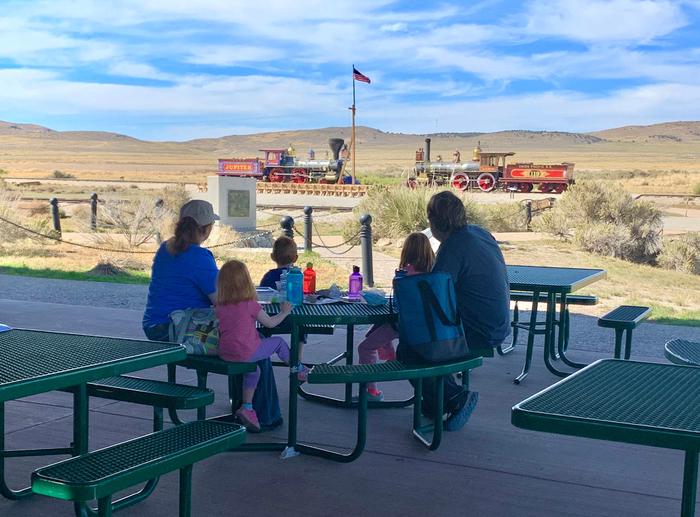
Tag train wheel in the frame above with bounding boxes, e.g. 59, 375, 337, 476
517, 183, 532, 193
269, 168, 285, 182
477, 172, 496, 192
551, 184, 565, 194
292, 168, 308, 183
451, 172, 469, 191
538, 183, 551, 193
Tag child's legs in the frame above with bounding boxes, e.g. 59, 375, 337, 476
358, 324, 397, 364
248, 336, 291, 364
242, 368, 260, 404
358, 323, 397, 392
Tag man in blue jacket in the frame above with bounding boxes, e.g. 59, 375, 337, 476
398, 191, 510, 431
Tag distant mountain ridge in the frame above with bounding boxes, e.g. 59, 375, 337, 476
2, 120, 700, 145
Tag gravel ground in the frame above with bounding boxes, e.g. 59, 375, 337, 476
0, 273, 148, 310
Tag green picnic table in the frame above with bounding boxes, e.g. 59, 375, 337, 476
263, 302, 397, 458
0, 328, 185, 500
512, 359, 700, 517
506, 265, 606, 383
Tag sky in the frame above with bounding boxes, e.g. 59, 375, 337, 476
1, 0, 699, 141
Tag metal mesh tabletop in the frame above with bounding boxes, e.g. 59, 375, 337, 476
665, 339, 700, 367
0, 329, 185, 401
265, 302, 396, 324
513, 360, 700, 449
507, 265, 606, 293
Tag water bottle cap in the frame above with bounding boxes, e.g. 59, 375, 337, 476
353, 265, 360, 273
307, 262, 313, 268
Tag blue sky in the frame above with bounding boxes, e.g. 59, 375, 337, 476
1, 0, 699, 141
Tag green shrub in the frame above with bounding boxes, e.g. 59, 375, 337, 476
52, 170, 75, 179
658, 233, 700, 274
536, 180, 663, 263
693, 183, 700, 195
481, 202, 528, 232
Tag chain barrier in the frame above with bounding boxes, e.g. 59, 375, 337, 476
0, 214, 274, 254
291, 225, 359, 256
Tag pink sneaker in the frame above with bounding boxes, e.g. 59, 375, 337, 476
377, 344, 396, 361
235, 407, 260, 432
297, 364, 310, 383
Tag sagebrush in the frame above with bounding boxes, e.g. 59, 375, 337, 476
658, 233, 700, 275
533, 181, 663, 263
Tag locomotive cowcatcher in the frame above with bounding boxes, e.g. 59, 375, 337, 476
412, 137, 575, 193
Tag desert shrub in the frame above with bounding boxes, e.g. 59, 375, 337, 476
92, 199, 162, 249
151, 185, 190, 239
535, 180, 663, 263
0, 188, 54, 242
52, 170, 75, 179
657, 233, 700, 274
481, 202, 528, 232
694, 183, 700, 196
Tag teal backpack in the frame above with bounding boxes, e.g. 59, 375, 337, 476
393, 272, 469, 362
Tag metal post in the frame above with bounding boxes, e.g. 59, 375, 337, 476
525, 200, 533, 231
90, 192, 98, 231
280, 216, 294, 239
359, 214, 374, 287
154, 199, 164, 244
49, 197, 61, 235
303, 206, 313, 253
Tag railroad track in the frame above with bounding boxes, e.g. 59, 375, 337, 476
254, 182, 368, 196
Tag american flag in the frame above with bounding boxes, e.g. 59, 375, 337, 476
353, 67, 371, 84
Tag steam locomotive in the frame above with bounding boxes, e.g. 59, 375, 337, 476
218, 138, 350, 183
411, 138, 575, 193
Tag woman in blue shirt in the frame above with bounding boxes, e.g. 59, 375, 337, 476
143, 200, 283, 429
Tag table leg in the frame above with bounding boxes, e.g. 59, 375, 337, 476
556, 293, 587, 369
73, 383, 89, 455
515, 291, 540, 384
282, 321, 301, 459
0, 402, 32, 499
543, 293, 569, 378
344, 324, 354, 404
681, 450, 698, 517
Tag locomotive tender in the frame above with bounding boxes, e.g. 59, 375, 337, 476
218, 138, 349, 184
412, 138, 575, 193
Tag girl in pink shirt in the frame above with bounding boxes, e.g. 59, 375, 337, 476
215, 260, 306, 432
357, 232, 435, 401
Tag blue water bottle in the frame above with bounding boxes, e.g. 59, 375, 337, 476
392, 268, 407, 312
286, 266, 304, 306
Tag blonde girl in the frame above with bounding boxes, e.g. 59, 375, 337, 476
215, 260, 306, 431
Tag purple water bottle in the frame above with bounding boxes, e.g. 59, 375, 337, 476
348, 265, 363, 301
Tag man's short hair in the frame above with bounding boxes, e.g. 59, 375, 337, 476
271, 236, 298, 266
427, 191, 468, 235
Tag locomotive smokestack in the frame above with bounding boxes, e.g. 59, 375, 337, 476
328, 138, 344, 160
425, 138, 431, 162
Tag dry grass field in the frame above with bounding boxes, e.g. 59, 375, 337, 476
1, 120, 699, 194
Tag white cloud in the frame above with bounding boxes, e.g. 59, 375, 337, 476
523, 0, 688, 43
380, 23, 408, 32
184, 46, 283, 66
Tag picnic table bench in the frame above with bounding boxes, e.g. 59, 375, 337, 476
597, 305, 651, 359
304, 356, 483, 462
32, 421, 246, 517
665, 339, 700, 366
512, 359, 700, 517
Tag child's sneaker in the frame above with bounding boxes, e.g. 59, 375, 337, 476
235, 407, 261, 432
377, 343, 396, 361
297, 364, 310, 383
366, 388, 384, 402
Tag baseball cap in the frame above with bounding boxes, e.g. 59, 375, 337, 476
179, 200, 220, 226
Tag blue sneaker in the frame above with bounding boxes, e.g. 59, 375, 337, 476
444, 391, 479, 432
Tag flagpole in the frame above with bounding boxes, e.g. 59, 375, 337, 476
351, 64, 356, 184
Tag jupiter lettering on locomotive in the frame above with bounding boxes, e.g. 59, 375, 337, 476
410, 137, 574, 193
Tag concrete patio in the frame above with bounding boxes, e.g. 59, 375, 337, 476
0, 278, 698, 517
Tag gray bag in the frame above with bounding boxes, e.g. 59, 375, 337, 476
169, 308, 219, 355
